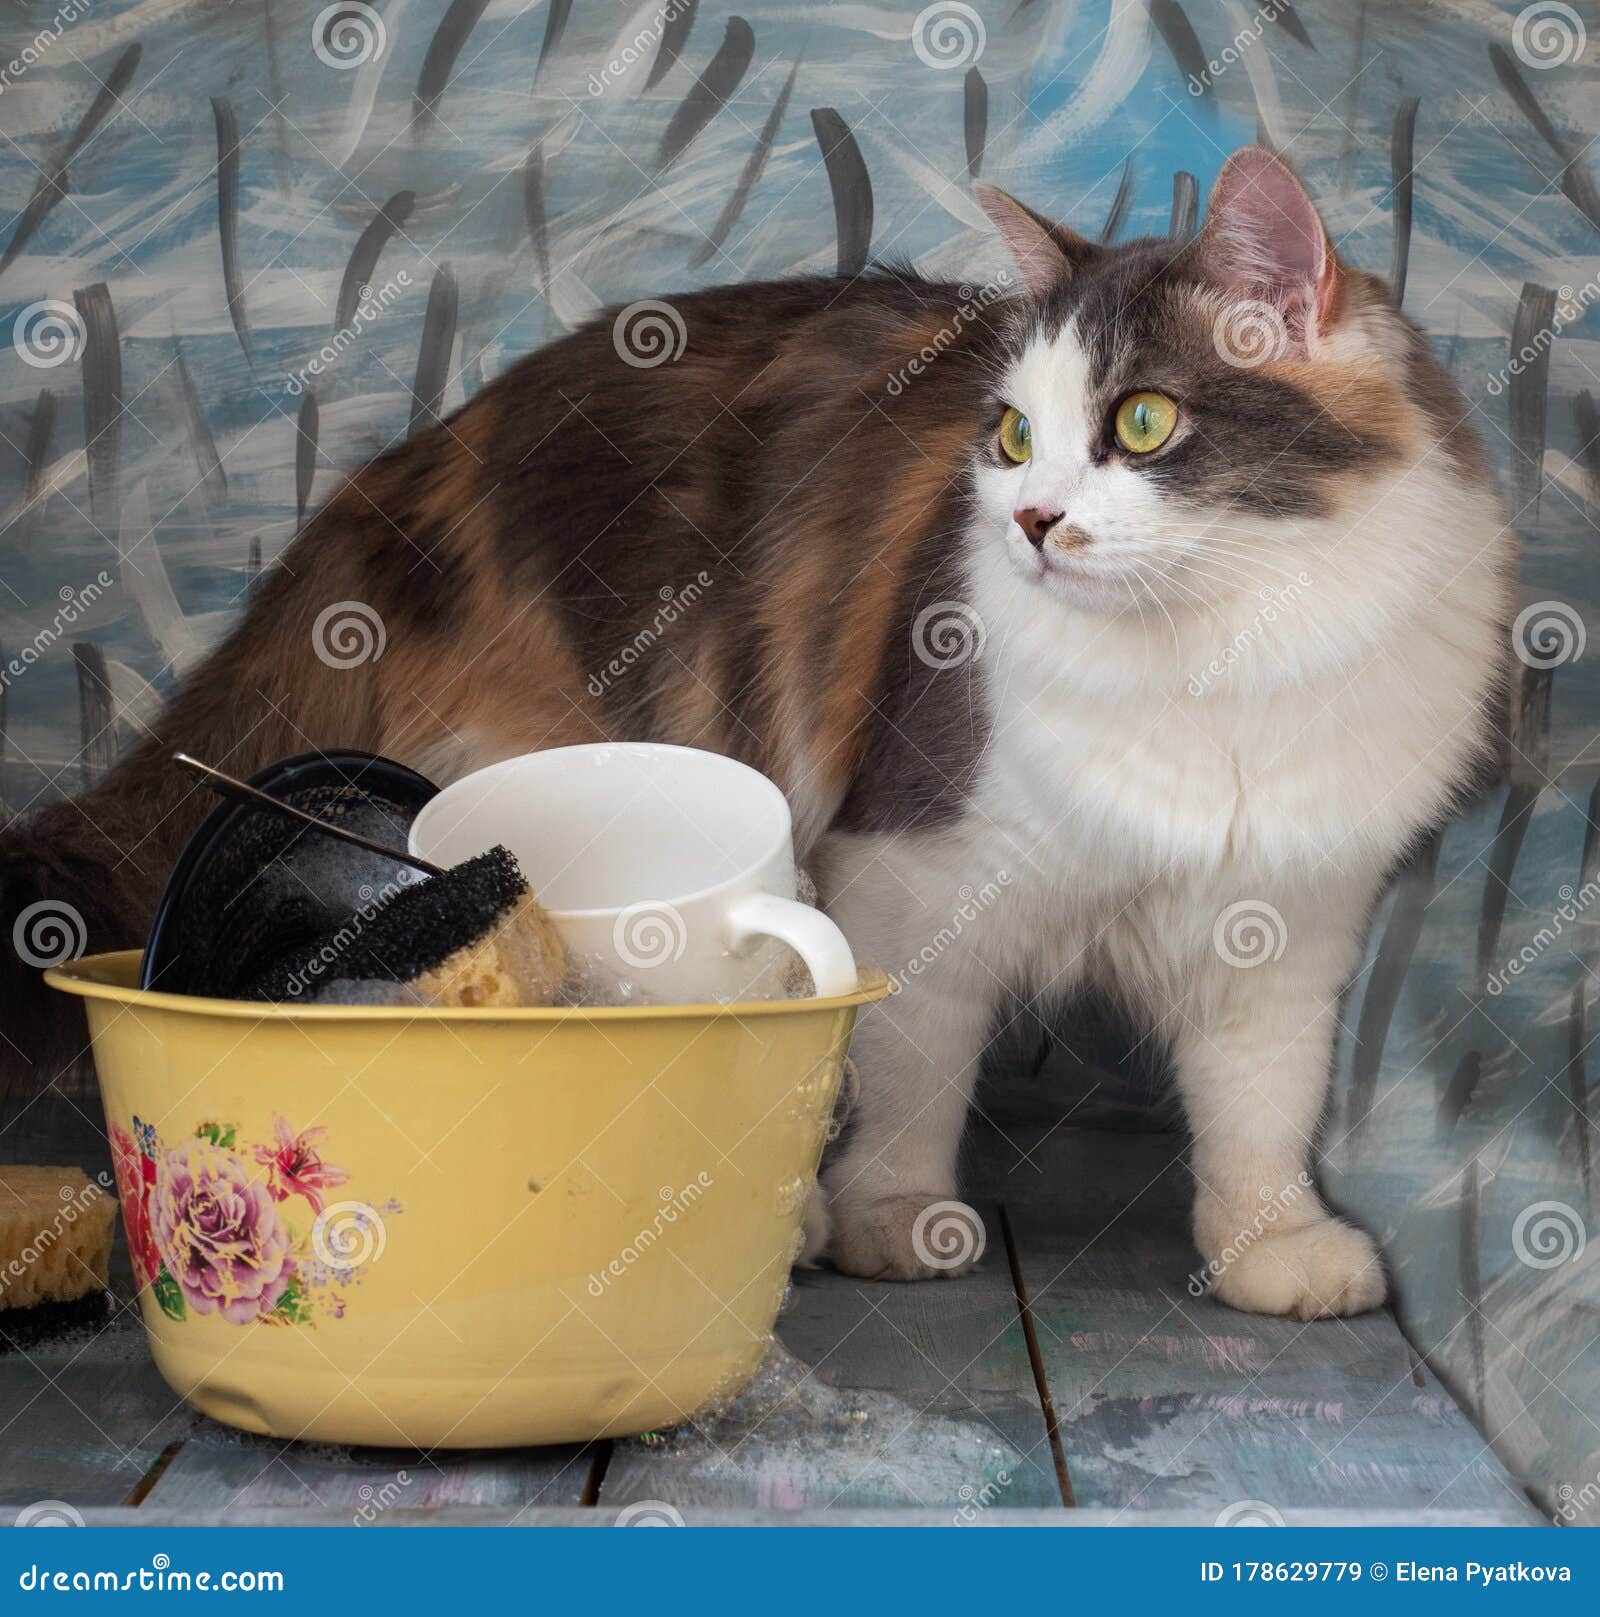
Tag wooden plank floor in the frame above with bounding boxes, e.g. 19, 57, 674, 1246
982, 1099, 1535, 1519
0, 1062, 1543, 1525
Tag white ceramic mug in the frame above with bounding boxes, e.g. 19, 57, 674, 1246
407, 743, 858, 1003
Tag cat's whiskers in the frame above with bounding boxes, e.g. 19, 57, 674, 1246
1169, 549, 1290, 597
1099, 536, 1277, 606
1185, 540, 1342, 596
1180, 533, 1329, 587
1121, 553, 1186, 673
1173, 520, 1340, 563
1170, 557, 1348, 674
1188, 526, 1333, 563
1171, 554, 1323, 626
1144, 564, 1225, 624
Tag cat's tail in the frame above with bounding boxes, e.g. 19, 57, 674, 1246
0, 560, 383, 1093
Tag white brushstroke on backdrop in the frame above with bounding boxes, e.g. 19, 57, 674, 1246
745, 5, 925, 45
100, 658, 164, 734
1542, 451, 1600, 514
907, 226, 1015, 290
118, 480, 230, 673
875, 138, 993, 231
41, 0, 217, 57
441, 329, 468, 418
1420, 172, 1584, 272
546, 265, 606, 331
0, 453, 86, 536
1221, 0, 1289, 153
595, 0, 681, 100
58, 170, 218, 272
333, 0, 411, 170
1016, 0, 1152, 163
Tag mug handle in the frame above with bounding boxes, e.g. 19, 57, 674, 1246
724, 893, 857, 998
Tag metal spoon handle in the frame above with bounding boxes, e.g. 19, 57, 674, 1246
172, 753, 446, 877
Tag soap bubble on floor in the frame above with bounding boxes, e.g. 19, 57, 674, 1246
616, 1341, 1023, 1509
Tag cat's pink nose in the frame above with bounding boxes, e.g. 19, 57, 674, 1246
1014, 507, 1063, 549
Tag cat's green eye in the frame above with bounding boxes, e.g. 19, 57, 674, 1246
1114, 392, 1178, 454
998, 407, 1032, 464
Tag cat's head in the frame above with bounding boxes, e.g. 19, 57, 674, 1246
969, 148, 1470, 618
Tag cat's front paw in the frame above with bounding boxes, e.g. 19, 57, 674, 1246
1207, 1218, 1385, 1320
830, 1194, 986, 1281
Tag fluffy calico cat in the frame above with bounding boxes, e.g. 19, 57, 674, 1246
1, 149, 1514, 1319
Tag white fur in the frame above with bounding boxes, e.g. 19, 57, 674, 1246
811, 308, 1513, 1318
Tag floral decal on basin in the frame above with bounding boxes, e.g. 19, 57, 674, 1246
108, 1113, 400, 1326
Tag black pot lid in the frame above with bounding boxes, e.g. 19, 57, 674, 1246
140, 751, 439, 997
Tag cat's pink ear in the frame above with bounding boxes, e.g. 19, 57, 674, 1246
974, 184, 1095, 295
1191, 148, 1339, 347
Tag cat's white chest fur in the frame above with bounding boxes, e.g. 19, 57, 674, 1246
980, 645, 1395, 892
963, 513, 1499, 911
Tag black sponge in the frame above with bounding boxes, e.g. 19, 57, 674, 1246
240, 847, 521, 1002
240, 846, 565, 1007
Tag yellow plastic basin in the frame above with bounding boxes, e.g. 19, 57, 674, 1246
48, 951, 890, 1449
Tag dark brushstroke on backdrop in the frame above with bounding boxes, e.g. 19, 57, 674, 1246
811, 107, 872, 279
1389, 96, 1421, 306
415, 0, 494, 124
211, 96, 253, 364
691, 60, 800, 268
410, 266, 460, 437
657, 17, 756, 171
73, 283, 123, 532
335, 193, 417, 333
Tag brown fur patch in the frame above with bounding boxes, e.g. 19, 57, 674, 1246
1260, 355, 1411, 446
